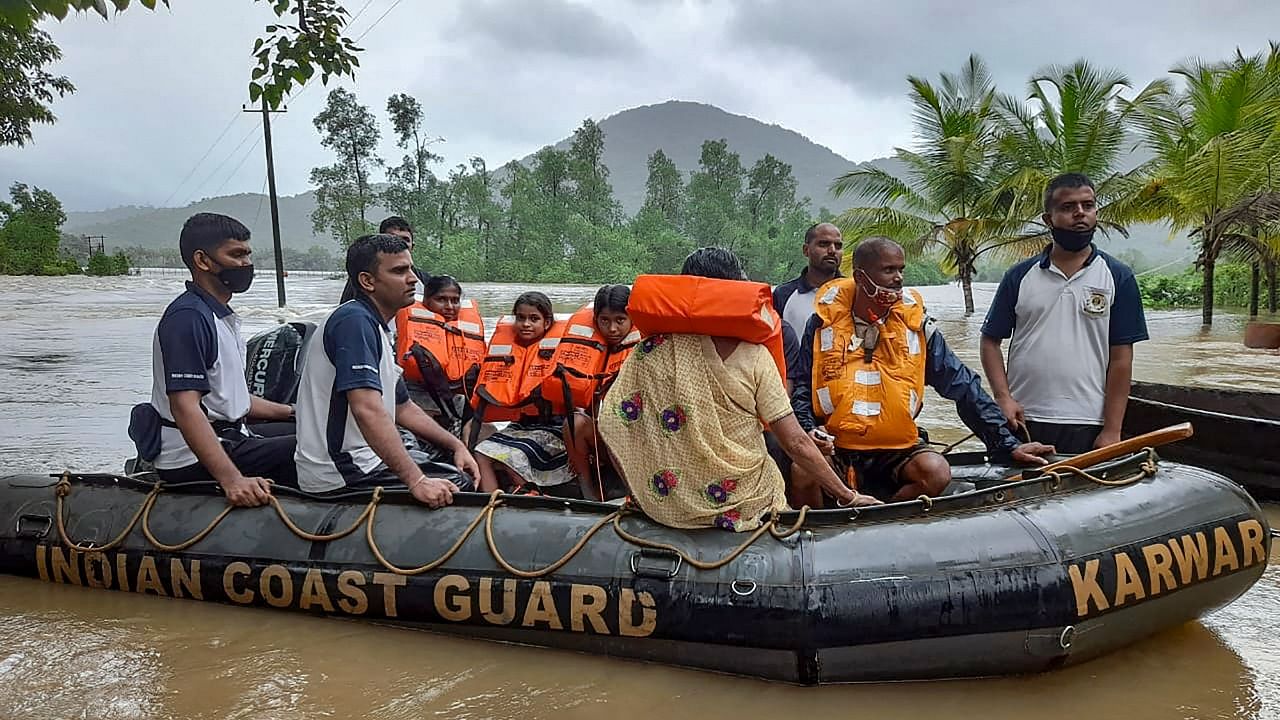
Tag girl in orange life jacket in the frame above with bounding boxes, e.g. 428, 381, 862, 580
424, 274, 463, 320
564, 285, 638, 500
473, 292, 576, 494
395, 275, 485, 432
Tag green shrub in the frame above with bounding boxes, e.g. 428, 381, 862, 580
85, 250, 131, 276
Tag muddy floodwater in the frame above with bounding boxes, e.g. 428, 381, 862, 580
0, 271, 1277, 719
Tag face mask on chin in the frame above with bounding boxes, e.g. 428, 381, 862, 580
1050, 226, 1095, 253
857, 270, 903, 308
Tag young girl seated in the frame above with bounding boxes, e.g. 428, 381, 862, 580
565, 285, 635, 500
422, 274, 463, 321
403, 275, 471, 431
474, 292, 574, 494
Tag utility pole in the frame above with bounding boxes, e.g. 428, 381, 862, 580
244, 101, 287, 308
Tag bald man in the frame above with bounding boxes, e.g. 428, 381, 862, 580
790, 237, 1054, 503
772, 222, 843, 337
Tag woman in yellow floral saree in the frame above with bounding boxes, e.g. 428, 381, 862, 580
598, 248, 879, 531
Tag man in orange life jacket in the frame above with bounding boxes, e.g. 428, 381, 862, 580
792, 237, 1055, 501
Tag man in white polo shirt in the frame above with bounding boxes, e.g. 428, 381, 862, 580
138, 213, 297, 507
294, 233, 480, 506
980, 173, 1148, 454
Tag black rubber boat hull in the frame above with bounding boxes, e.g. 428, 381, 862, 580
1126, 381, 1280, 497
0, 455, 1268, 684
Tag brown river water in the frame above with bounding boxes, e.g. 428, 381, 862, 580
0, 270, 1277, 719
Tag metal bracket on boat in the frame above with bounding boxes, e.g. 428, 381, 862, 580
629, 548, 683, 579
730, 579, 758, 596
16, 514, 52, 540
1025, 625, 1076, 658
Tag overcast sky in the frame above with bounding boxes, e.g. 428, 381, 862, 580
3, 0, 1279, 212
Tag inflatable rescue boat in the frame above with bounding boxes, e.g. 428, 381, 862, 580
0, 435, 1269, 684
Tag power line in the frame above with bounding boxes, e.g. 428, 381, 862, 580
147, 0, 394, 211
211, 135, 265, 198
273, 0, 398, 110
354, 0, 405, 42
252, 175, 269, 226
159, 111, 243, 208
146, 2, 376, 210
186, 124, 260, 202
347, 0, 377, 26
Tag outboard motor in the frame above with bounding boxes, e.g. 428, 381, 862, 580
244, 322, 315, 404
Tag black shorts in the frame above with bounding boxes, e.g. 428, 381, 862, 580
833, 444, 940, 501
1024, 421, 1100, 455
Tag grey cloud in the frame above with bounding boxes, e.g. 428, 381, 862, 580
730, 0, 1280, 98
454, 0, 644, 59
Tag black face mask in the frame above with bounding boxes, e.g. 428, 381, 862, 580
1050, 226, 1095, 253
209, 260, 255, 294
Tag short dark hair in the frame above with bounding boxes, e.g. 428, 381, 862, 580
681, 246, 747, 280
378, 216, 413, 235
512, 291, 553, 322
345, 233, 410, 295
423, 274, 460, 298
593, 284, 630, 315
1043, 173, 1095, 213
179, 213, 250, 269
852, 236, 903, 271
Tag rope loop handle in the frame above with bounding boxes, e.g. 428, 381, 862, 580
1042, 447, 1159, 488
54, 471, 164, 553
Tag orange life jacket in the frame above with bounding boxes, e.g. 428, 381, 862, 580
811, 278, 927, 451
469, 317, 564, 422
540, 303, 643, 415
627, 274, 786, 382
393, 296, 486, 389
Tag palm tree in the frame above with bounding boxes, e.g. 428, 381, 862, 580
831, 55, 1027, 315
1119, 43, 1280, 325
993, 61, 1170, 239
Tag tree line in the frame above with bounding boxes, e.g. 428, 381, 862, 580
307, 88, 854, 285
833, 48, 1280, 322
0, 182, 129, 276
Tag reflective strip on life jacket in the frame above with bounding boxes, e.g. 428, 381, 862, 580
540, 304, 643, 416
394, 297, 487, 387
627, 274, 786, 382
470, 317, 565, 423
811, 278, 927, 451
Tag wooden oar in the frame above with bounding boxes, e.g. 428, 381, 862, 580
1017, 422, 1194, 480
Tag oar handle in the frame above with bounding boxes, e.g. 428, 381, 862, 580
1020, 422, 1194, 479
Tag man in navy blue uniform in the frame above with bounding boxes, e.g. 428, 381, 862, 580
144, 213, 297, 506
980, 173, 1148, 453
294, 234, 479, 506
339, 216, 427, 304
772, 222, 843, 338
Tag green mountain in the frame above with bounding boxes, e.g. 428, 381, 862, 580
63, 191, 342, 253
536, 100, 866, 213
